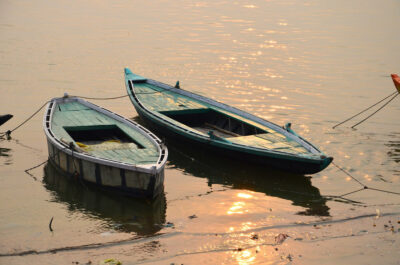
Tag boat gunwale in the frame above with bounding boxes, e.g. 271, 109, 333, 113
43, 96, 168, 174
125, 75, 328, 163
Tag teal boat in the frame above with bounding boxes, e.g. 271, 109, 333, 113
124, 68, 332, 174
43, 95, 168, 198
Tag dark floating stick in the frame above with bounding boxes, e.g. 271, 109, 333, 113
49, 217, 54, 232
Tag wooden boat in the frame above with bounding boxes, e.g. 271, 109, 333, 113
124, 68, 333, 174
0, 114, 13, 127
391, 74, 400, 93
43, 95, 168, 199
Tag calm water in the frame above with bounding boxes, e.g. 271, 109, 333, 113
1, 0, 399, 264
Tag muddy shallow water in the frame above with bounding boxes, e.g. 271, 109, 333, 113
0, 0, 399, 264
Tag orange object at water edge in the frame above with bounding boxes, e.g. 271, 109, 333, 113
391, 74, 400, 93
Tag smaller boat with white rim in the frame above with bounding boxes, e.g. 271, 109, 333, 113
43, 94, 168, 199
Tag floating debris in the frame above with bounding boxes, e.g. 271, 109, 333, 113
275, 233, 289, 244
101, 258, 121, 265
164, 222, 175, 228
250, 234, 259, 240
49, 217, 54, 232
376, 209, 381, 219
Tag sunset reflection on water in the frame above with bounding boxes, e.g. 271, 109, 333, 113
0, 0, 399, 264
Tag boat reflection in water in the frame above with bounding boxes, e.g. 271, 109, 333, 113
43, 161, 166, 235
0, 147, 12, 166
387, 134, 400, 164
166, 139, 330, 217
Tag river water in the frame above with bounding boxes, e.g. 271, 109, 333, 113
0, 0, 399, 264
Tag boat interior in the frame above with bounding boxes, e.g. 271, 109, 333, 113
64, 124, 144, 149
160, 108, 266, 138
160, 108, 310, 154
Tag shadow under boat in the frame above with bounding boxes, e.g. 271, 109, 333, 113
165, 137, 330, 217
43, 161, 166, 235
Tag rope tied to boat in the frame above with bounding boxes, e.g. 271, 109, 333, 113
331, 162, 400, 197
332, 75, 400, 129
0, 101, 50, 139
0, 93, 129, 139
24, 146, 67, 181
69, 94, 129, 100
350, 93, 398, 128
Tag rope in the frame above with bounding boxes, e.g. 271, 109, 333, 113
24, 146, 66, 180
25, 160, 48, 175
332, 161, 400, 198
0, 93, 130, 139
339, 188, 366, 197
368, 187, 400, 196
332, 91, 398, 129
351, 93, 399, 128
0, 101, 49, 138
332, 162, 366, 188
69, 94, 129, 100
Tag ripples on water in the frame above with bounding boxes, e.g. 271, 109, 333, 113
0, 0, 399, 264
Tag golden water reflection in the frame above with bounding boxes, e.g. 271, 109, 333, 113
227, 201, 246, 215
227, 193, 256, 215
234, 249, 256, 265
237, 192, 253, 199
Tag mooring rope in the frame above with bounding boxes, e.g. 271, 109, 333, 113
24, 146, 68, 180
339, 188, 366, 197
332, 161, 400, 197
332, 162, 366, 188
332, 91, 398, 129
0, 93, 129, 139
0, 101, 49, 139
70, 94, 129, 100
351, 93, 399, 128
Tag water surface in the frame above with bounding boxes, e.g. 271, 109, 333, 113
0, 0, 399, 264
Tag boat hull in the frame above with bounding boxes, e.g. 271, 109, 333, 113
133, 103, 331, 175
0, 114, 13, 127
46, 137, 165, 199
